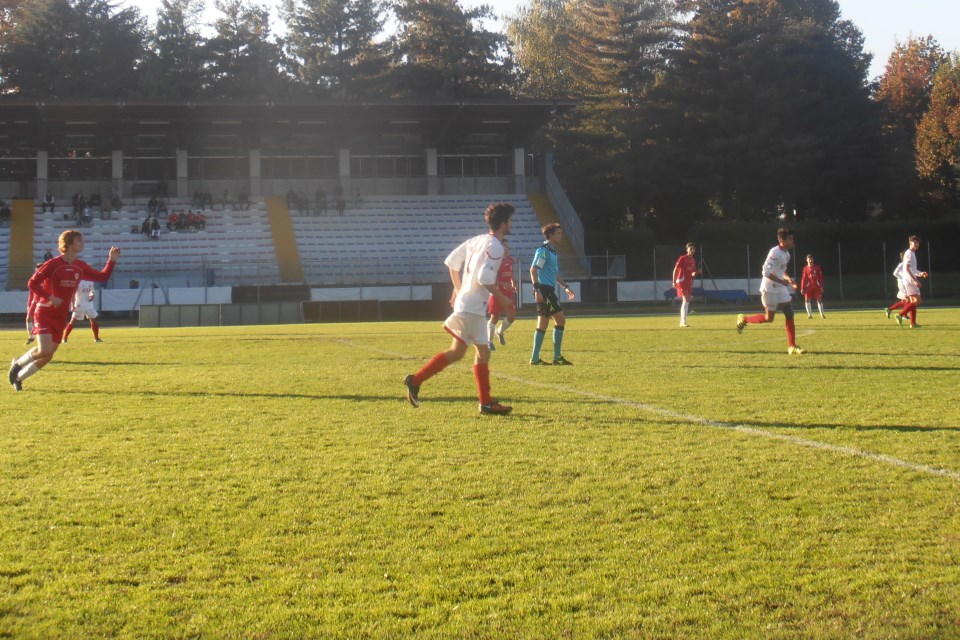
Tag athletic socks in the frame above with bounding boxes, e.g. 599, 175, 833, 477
473, 363, 492, 405
531, 329, 546, 361
817, 301, 825, 317
744, 313, 768, 324
498, 318, 512, 334
889, 300, 905, 311
15, 351, 36, 368
63, 323, 74, 341
680, 300, 689, 324
17, 362, 40, 382
413, 353, 449, 385
785, 318, 796, 348
486, 318, 497, 343
553, 326, 565, 360
91, 320, 100, 340
805, 300, 813, 317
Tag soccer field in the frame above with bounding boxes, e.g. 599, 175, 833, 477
2, 309, 959, 638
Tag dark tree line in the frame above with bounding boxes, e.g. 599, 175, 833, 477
0, 0, 957, 231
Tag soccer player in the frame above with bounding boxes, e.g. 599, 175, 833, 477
8, 230, 120, 391
530, 223, 576, 365
736, 227, 805, 354
403, 203, 515, 415
487, 237, 516, 350
672, 242, 699, 327
62, 279, 103, 343
894, 235, 928, 329
886, 252, 907, 319
24, 263, 43, 345
800, 254, 826, 319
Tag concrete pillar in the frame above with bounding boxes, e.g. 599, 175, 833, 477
36, 150, 48, 200
176, 149, 188, 199
338, 148, 351, 198
514, 147, 525, 195
111, 150, 123, 195
426, 148, 438, 195
249, 149, 261, 198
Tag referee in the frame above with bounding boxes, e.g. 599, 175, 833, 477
530, 223, 575, 365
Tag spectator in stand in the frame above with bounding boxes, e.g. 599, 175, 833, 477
196, 211, 206, 230
150, 217, 161, 240
336, 196, 346, 216
176, 210, 186, 231
237, 192, 250, 210
167, 211, 178, 231
81, 205, 93, 227
187, 210, 197, 231
89, 192, 103, 218
157, 198, 168, 216
42, 192, 55, 213
43, 249, 54, 261
315, 187, 327, 215
71, 192, 82, 219
296, 190, 306, 215
110, 190, 122, 212
204, 191, 214, 209
221, 189, 233, 211
147, 195, 158, 216
141, 216, 151, 237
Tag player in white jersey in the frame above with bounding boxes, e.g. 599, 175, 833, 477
894, 235, 928, 328
885, 252, 907, 319
736, 228, 805, 354
403, 203, 516, 415
62, 279, 103, 343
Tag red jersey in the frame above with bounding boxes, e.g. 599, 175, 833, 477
496, 255, 515, 295
26, 290, 39, 317
673, 254, 697, 290
29, 256, 115, 326
800, 264, 824, 295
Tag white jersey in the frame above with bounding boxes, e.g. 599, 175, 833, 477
73, 280, 95, 307
759, 245, 792, 294
900, 249, 918, 285
444, 233, 504, 316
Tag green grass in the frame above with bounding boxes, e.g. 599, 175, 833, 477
2, 309, 959, 638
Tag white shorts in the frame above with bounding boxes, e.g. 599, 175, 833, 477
443, 311, 488, 346
760, 289, 792, 311
72, 301, 98, 320
902, 281, 921, 298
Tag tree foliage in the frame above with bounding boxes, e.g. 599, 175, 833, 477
138, 0, 208, 99
204, 0, 288, 99
0, 0, 144, 98
915, 57, 960, 209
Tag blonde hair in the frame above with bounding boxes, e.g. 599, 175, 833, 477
58, 229, 83, 254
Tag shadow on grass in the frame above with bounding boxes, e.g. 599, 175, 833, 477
731, 419, 960, 433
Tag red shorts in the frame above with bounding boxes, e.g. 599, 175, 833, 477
487, 290, 514, 317
33, 307, 68, 344
675, 284, 692, 298
803, 288, 822, 301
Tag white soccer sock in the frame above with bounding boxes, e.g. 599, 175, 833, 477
818, 300, 825, 316
680, 300, 689, 323
498, 318, 512, 334
18, 362, 40, 381
16, 351, 36, 367
805, 300, 813, 317
487, 318, 497, 343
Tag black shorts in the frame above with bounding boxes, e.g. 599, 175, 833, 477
535, 284, 562, 317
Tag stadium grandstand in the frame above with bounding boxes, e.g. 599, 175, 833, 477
0, 99, 585, 318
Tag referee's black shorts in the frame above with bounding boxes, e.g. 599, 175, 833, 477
535, 284, 562, 317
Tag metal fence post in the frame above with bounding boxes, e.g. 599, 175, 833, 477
928, 241, 934, 299
882, 241, 887, 298
837, 242, 844, 299
746, 244, 751, 295
652, 246, 658, 300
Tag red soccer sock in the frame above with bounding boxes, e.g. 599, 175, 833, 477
785, 318, 796, 347
888, 300, 905, 311
473, 363, 492, 405
63, 323, 74, 341
909, 308, 918, 324
413, 353, 449, 385
90, 320, 100, 339
899, 301, 915, 318
745, 313, 768, 324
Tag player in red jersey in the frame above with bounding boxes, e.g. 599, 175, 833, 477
486, 237, 516, 350
672, 243, 698, 327
8, 230, 120, 391
800, 254, 826, 319
24, 263, 43, 345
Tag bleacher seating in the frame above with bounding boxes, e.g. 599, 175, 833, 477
19, 194, 550, 289
290, 195, 544, 285
0, 225, 10, 288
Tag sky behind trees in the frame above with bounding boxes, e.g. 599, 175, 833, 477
123, 0, 960, 79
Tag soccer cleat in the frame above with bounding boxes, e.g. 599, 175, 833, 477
895, 315, 904, 328
530, 359, 551, 366
885, 308, 891, 319
95, 338, 103, 343
479, 401, 513, 415
820, 314, 826, 319
807, 315, 813, 319
9, 359, 22, 390
61, 338, 67, 344
403, 374, 420, 408
736, 314, 746, 334
788, 346, 805, 355
552, 356, 573, 366
488, 341, 495, 351
24, 336, 34, 345
679, 322, 690, 328
497, 331, 506, 346
910, 324, 921, 329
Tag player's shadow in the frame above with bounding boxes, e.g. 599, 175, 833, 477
732, 419, 960, 432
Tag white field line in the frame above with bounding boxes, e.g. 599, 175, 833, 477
336, 337, 960, 482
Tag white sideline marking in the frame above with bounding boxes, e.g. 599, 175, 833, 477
337, 338, 960, 482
